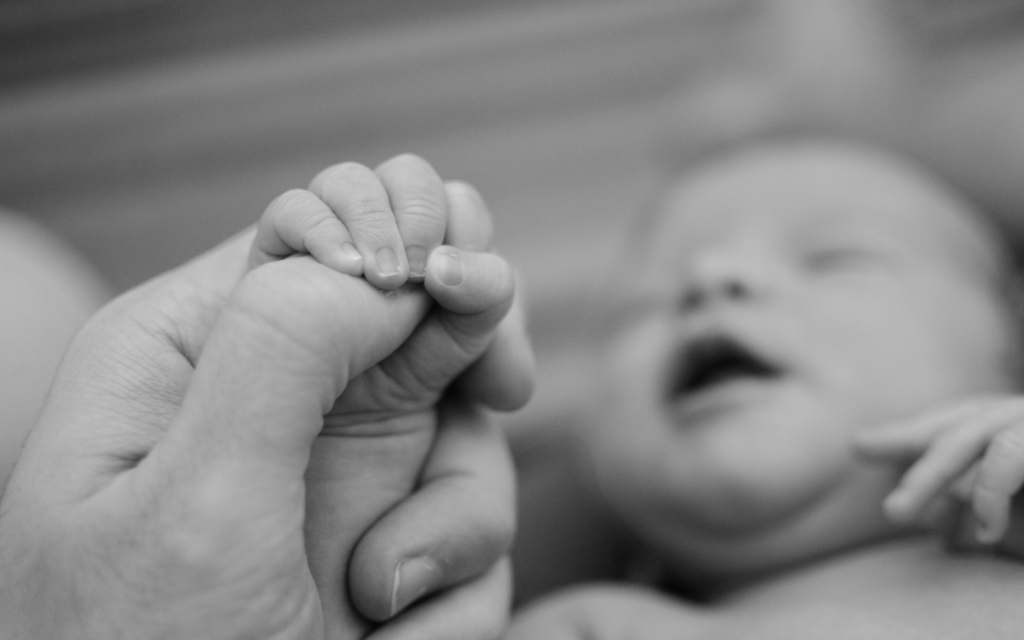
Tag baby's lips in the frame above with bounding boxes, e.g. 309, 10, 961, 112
662, 332, 782, 401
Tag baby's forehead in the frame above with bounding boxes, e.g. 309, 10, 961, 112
650, 141, 1001, 271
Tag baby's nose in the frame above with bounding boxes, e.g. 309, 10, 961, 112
680, 250, 769, 311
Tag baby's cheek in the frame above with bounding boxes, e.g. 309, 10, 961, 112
590, 325, 680, 506
598, 325, 671, 434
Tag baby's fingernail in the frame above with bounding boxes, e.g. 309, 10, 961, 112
436, 250, 465, 287
390, 556, 442, 617
340, 242, 363, 266
375, 246, 401, 277
406, 245, 428, 280
975, 519, 1000, 545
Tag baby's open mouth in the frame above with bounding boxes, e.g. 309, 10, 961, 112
665, 334, 783, 401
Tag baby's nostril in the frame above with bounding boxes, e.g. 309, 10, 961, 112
680, 280, 749, 311
725, 280, 746, 298
681, 289, 704, 311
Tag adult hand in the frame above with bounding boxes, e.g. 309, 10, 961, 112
0, 173, 530, 639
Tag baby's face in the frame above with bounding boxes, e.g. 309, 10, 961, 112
590, 142, 1018, 585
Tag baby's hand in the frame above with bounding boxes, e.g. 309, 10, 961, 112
854, 397, 1024, 545
250, 153, 458, 289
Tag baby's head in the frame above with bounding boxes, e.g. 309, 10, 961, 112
588, 139, 1023, 592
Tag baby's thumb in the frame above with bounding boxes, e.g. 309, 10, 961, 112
425, 247, 514, 325
421, 247, 533, 407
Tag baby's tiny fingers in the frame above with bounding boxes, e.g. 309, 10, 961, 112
376, 154, 449, 282
310, 162, 408, 289
251, 189, 363, 275
883, 423, 995, 523
973, 425, 1024, 544
854, 400, 996, 459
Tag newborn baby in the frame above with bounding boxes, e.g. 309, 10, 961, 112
510, 139, 1024, 638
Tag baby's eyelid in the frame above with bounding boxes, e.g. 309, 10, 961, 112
803, 246, 885, 272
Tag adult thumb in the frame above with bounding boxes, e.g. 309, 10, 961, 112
152, 256, 431, 486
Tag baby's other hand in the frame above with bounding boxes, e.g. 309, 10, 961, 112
250, 154, 452, 290
854, 396, 1024, 545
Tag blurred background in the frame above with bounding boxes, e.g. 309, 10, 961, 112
5, 0, 1024, 601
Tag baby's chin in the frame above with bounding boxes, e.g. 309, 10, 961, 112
601, 447, 837, 541
601, 450, 902, 593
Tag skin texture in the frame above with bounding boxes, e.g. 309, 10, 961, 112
0, 156, 532, 640
507, 140, 1024, 638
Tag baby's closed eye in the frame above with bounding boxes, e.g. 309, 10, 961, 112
804, 246, 878, 271
801, 242, 902, 276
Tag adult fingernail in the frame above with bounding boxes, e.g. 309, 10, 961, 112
436, 250, 465, 287
390, 556, 442, 617
375, 246, 401, 277
406, 245, 428, 279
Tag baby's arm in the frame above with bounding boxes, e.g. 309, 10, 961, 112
854, 397, 1024, 546
249, 154, 450, 289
